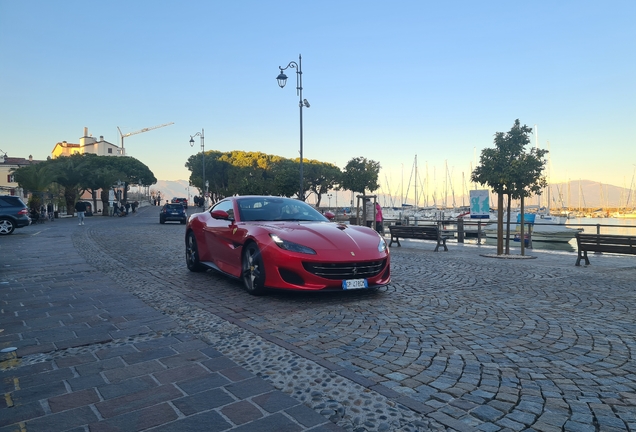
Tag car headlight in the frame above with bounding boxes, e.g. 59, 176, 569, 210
270, 234, 317, 254
378, 236, 388, 253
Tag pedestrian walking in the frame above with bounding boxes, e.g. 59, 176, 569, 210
375, 202, 384, 234
47, 203, 54, 221
75, 201, 87, 225
364, 198, 374, 228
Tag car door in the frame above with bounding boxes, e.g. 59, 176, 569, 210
203, 199, 244, 277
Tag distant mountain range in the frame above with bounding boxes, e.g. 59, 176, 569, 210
537, 180, 634, 210
150, 180, 193, 204
151, 179, 635, 210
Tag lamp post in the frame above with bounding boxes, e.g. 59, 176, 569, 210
277, 54, 310, 201
328, 193, 332, 210
189, 129, 205, 202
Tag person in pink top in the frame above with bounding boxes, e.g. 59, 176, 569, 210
375, 202, 384, 234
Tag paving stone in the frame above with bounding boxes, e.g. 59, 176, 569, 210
122, 346, 176, 364
95, 384, 183, 419
0, 400, 46, 428
175, 372, 231, 395
472, 405, 505, 422
172, 388, 235, 416
220, 400, 264, 425
102, 360, 165, 383
225, 377, 276, 399
48, 388, 100, 413
230, 412, 303, 432
253, 390, 300, 413
89, 400, 179, 431
153, 363, 210, 384
147, 410, 232, 432
98, 375, 158, 400
10, 380, 68, 405
23, 405, 98, 432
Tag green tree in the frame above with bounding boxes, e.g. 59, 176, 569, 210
509, 148, 548, 255
340, 157, 380, 196
471, 119, 547, 255
48, 154, 90, 214
110, 156, 157, 203
12, 162, 56, 210
304, 160, 342, 207
81, 154, 126, 212
270, 158, 302, 198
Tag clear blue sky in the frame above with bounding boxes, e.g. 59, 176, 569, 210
1, 1, 634, 205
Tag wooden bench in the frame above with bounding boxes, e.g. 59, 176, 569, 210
388, 224, 454, 252
575, 233, 636, 266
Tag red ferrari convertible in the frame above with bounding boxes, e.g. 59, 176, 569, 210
185, 195, 390, 295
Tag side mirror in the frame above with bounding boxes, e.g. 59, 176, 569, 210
210, 209, 232, 220
324, 211, 336, 221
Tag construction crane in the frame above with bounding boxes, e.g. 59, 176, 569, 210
117, 122, 174, 154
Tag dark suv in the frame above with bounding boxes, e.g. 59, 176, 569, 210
0, 195, 31, 235
160, 203, 187, 224
171, 197, 188, 209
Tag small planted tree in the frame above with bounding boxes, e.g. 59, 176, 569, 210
340, 157, 380, 196
472, 119, 547, 255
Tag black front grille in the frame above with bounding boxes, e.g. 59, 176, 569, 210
303, 259, 387, 280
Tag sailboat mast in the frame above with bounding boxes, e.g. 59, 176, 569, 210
547, 140, 551, 214
414, 155, 418, 210
401, 163, 404, 206
535, 125, 541, 209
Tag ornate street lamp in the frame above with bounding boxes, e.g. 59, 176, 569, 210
189, 129, 205, 202
277, 54, 310, 201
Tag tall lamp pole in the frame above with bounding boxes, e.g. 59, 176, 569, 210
189, 129, 205, 203
277, 54, 310, 201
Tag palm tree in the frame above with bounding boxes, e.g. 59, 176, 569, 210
12, 163, 56, 210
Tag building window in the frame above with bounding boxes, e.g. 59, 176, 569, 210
7, 174, 15, 183
108, 148, 112, 154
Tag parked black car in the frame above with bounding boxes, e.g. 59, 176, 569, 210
0, 195, 31, 235
160, 203, 187, 224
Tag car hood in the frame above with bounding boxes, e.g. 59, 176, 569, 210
250, 221, 384, 256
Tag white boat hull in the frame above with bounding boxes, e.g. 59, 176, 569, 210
483, 223, 582, 243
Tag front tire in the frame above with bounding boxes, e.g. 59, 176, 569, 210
242, 243, 266, 295
186, 232, 206, 272
0, 219, 16, 235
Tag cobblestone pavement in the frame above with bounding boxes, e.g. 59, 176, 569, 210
5, 205, 636, 431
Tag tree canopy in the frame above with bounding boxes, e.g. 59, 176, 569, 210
185, 151, 380, 204
339, 157, 381, 196
12, 154, 156, 213
471, 119, 548, 255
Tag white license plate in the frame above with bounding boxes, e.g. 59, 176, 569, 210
342, 279, 368, 290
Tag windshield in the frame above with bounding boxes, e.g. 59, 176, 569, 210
237, 197, 327, 222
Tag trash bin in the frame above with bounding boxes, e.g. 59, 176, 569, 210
54, 211, 59, 218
